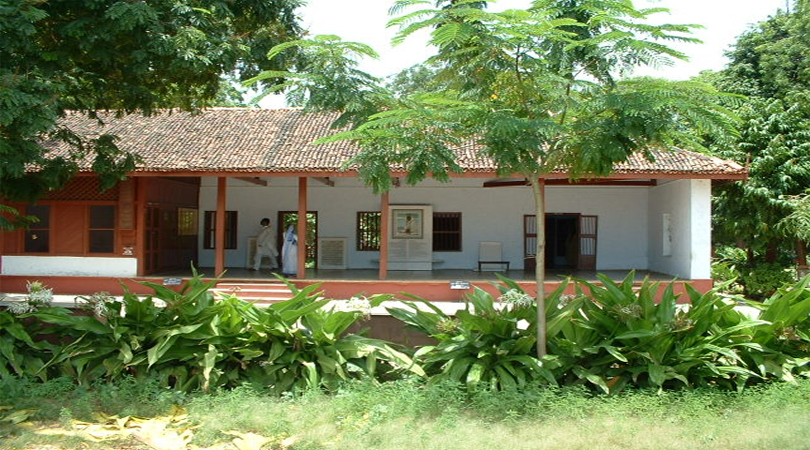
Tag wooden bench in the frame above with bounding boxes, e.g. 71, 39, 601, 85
371, 259, 445, 266
478, 261, 510, 272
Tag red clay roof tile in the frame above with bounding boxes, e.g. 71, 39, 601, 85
47, 108, 746, 178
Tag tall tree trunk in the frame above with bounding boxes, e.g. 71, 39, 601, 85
796, 240, 808, 281
765, 240, 778, 263
529, 174, 547, 357
796, 240, 807, 268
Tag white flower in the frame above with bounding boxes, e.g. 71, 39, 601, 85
346, 296, 372, 315
498, 289, 534, 308
558, 294, 578, 308
26, 281, 53, 307
7, 301, 35, 315
6, 281, 54, 314
76, 291, 113, 317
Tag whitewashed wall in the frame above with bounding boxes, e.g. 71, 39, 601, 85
198, 177, 650, 272
647, 179, 712, 279
1, 256, 138, 277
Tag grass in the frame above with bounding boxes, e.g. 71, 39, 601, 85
3, 377, 810, 449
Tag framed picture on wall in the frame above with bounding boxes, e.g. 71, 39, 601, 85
392, 209, 423, 239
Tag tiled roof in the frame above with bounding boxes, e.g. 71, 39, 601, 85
47, 108, 746, 178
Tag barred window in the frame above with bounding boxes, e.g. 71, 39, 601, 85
357, 211, 381, 251
24, 205, 50, 253
88, 205, 116, 253
433, 212, 461, 252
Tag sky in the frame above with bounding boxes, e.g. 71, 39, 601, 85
262, 0, 788, 105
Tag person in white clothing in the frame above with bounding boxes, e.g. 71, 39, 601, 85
252, 218, 278, 270
281, 224, 298, 276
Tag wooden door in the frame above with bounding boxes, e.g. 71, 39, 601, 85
577, 215, 598, 270
143, 206, 160, 274
523, 215, 537, 271
278, 211, 318, 268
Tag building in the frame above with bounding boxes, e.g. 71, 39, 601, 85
0, 108, 747, 302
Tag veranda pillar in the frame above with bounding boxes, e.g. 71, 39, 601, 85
214, 177, 227, 276
379, 192, 389, 280
297, 177, 308, 279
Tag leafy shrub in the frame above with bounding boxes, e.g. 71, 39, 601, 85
390, 273, 787, 393
0, 311, 52, 381
0, 281, 60, 381
714, 245, 748, 266
391, 271, 810, 393
387, 281, 556, 391
711, 260, 741, 284
737, 276, 810, 382
740, 263, 795, 299
545, 273, 764, 393
1, 271, 422, 393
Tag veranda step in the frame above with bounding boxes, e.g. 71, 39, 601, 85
211, 282, 294, 304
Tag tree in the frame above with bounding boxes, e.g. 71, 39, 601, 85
710, 94, 810, 262
254, 0, 737, 356
707, 1, 810, 264
385, 62, 445, 98
0, 0, 303, 229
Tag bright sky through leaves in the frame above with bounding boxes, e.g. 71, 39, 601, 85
262, 0, 786, 106
300, 0, 786, 78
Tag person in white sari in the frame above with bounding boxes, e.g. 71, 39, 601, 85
281, 224, 298, 276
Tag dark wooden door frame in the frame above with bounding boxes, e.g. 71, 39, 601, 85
523, 213, 598, 271
277, 211, 318, 268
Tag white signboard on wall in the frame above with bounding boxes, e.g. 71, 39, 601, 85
388, 205, 433, 270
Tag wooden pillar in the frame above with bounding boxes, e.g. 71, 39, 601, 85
215, 177, 227, 276
297, 177, 308, 279
135, 178, 147, 276
379, 192, 390, 280
797, 240, 809, 279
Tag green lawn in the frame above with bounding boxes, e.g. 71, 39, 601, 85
3, 377, 810, 449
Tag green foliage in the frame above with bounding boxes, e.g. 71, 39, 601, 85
711, 95, 810, 253
1, 0, 303, 220
0, 376, 184, 422
388, 284, 556, 391
720, 5, 804, 100
261, 0, 739, 358
385, 62, 445, 98
0, 272, 421, 394
738, 276, 810, 382
711, 261, 740, 285
392, 273, 810, 393
247, 34, 389, 128
740, 263, 796, 299
708, 4, 810, 257
711, 246, 746, 291
12, 376, 810, 450
715, 245, 750, 266
546, 274, 766, 393
0, 311, 53, 382
779, 192, 810, 242
303, 2, 739, 189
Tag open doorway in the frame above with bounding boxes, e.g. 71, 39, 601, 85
277, 211, 318, 268
524, 214, 597, 272
545, 215, 578, 269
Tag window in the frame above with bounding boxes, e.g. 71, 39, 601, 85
89, 205, 116, 253
24, 205, 50, 253
203, 211, 238, 249
178, 208, 198, 236
433, 212, 461, 251
357, 212, 382, 251
356, 211, 462, 251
